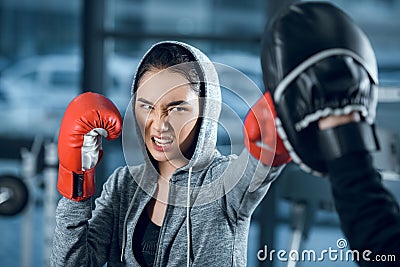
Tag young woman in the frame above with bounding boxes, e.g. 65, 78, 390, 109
51, 41, 290, 266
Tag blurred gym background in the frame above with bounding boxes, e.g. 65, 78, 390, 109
0, 0, 399, 266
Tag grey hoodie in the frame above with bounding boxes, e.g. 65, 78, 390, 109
50, 41, 283, 267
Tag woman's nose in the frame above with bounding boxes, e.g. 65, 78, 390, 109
150, 111, 170, 132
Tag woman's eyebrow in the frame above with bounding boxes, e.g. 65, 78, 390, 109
137, 98, 190, 107
137, 98, 153, 105
166, 100, 189, 107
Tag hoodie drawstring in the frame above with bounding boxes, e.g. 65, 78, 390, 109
186, 166, 192, 267
120, 185, 141, 262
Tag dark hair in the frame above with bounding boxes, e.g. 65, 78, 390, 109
133, 43, 204, 96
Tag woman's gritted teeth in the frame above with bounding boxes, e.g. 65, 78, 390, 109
151, 135, 174, 147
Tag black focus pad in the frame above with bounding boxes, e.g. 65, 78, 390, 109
260, 1, 379, 175
310, 56, 370, 111
277, 55, 373, 130
261, 2, 378, 96
274, 56, 377, 174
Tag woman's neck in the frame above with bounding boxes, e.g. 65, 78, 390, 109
152, 161, 176, 205
157, 159, 188, 180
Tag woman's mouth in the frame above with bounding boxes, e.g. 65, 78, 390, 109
151, 136, 174, 152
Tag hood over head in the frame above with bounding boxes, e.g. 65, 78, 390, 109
129, 41, 222, 177
120, 41, 223, 264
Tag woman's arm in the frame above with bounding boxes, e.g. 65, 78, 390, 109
218, 91, 288, 219
50, 168, 122, 267
217, 149, 284, 220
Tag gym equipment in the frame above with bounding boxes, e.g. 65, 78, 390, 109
43, 141, 58, 266
0, 174, 29, 216
21, 135, 41, 267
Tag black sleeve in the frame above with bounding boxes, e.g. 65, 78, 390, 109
326, 152, 400, 266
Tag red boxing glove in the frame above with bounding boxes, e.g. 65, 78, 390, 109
244, 91, 291, 166
57, 92, 122, 201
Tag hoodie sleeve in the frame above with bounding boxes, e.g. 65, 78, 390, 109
219, 149, 284, 219
50, 167, 122, 267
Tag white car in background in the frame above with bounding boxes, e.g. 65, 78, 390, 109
0, 54, 137, 138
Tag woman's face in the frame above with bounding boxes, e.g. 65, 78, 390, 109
135, 68, 200, 167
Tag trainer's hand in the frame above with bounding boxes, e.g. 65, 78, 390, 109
57, 92, 122, 201
244, 92, 291, 166
318, 112, 361, 130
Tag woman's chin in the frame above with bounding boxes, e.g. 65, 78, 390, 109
150, 149, 190, 167
146, 141, 190, 166
151, 153, 170, 163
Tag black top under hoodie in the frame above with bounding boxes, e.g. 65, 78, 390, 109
326, 152, 400, 266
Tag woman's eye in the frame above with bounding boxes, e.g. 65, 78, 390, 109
141, 104, 153, 110
171, 106, 186, 112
